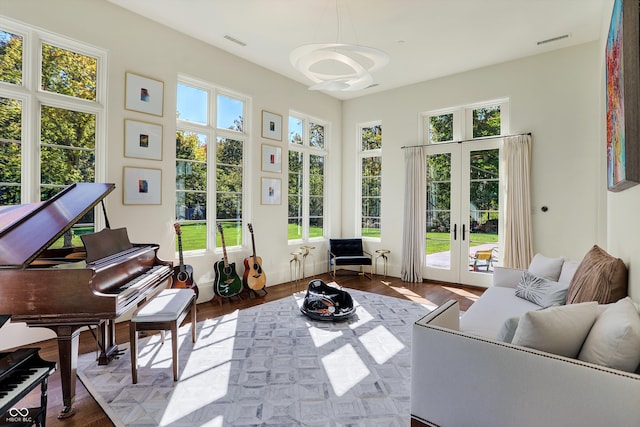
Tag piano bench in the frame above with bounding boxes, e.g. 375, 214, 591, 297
129, 288, 197, 384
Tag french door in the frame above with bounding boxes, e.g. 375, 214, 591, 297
424, 138, 503, 287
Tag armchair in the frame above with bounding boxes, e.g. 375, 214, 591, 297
328, 238, 372, 279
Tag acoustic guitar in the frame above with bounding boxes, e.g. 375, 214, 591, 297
171, 223, 199, 298
243, 223, 267, 293
213, 223, 243, 298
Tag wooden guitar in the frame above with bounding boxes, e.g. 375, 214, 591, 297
243, 223, 267, 293
171, 223, 199, 298
213, 223, 243, 298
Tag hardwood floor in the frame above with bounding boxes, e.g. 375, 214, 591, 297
10, 272, 484, 426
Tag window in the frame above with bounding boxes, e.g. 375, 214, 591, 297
359, 123, 382, 238
424, 100, 508, 144
176, 77, 247, 252
0, 19, 106, 247
288, 113, 327, 241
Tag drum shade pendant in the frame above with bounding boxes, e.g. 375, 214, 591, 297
290, 0, 389, 91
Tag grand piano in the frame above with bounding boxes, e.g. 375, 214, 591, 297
0, 182, 173, 419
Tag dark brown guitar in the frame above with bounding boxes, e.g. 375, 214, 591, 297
243, 223, 267, 293
171, 223, 199, 298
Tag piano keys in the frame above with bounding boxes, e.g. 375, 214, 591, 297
0, 347, 56, 427
0, 183, 173, 419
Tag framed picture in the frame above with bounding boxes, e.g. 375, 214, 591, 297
261, 144, 282, 173
606, 0, 640, 191
262, 110, 282, 141
123, 167, 162, 205
125, 72, 164, 116
261, 177, 281, 205
124, 119, 163, 160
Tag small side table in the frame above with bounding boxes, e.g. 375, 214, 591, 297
300, 245, 316, 278
290, 251, 303, 284
375, 249, 391, 277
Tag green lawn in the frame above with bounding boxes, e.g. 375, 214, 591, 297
427, 232, 498, 254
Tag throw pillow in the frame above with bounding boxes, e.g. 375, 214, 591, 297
566, 245, 628, 304
558, 259, 580, 284
578, 297, 640, 372
527, 253, 564, 281
496, 317, 519, 343
515, 271, 569, 308
511, 302, 599, 358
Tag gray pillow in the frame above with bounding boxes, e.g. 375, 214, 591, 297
496, 317, 520, 343
516, 271, 569, 308
528, 253, 564, 281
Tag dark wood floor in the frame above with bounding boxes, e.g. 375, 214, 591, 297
11, 272, 484, 426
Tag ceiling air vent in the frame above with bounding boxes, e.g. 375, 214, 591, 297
537, 34, 570, 46
224, 34, 246, 47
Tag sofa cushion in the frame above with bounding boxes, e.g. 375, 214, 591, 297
515, 271, 569, 308
460, 287, 540, 338
578, 297, 640, 372
566, 245, 628, 304
528, 253, 564, 281
511, 302, 599, 358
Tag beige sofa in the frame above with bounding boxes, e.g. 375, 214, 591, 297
411, 253, 640, 427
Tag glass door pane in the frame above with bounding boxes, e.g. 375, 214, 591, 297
426, 152, 452, 270
467, 148, 500, 274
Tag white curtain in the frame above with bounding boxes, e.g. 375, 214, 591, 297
503, 134, 533, 269
401, 146, 426, 282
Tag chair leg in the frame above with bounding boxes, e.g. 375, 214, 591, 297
171, 322, 179, 381
129, 323, 138, 384
191, 302, 197, 343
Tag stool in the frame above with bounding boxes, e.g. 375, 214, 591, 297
375, 249, 391, 277
129, 288, 197, 384
300, 245, 316, 278
290, 251, 303, 283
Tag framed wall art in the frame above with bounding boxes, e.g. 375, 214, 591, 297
123, 167, 162, 205
125, 72, 164, 116
261, 144, 282, 173
124, 119, 163, 160
261, 110, 282, 141
261, 177, 281, 205
606, 0, 640, 191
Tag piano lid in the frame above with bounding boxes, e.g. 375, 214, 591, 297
0, 182, 116, 268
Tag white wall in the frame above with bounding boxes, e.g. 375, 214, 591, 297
0, 0, 342, 349
342, 42, 604, 278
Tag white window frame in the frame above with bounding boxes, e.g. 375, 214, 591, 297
0, 16, 107, 224
287, 111, 328, 243
176, 74, 251, 254
356, 120, 382, 241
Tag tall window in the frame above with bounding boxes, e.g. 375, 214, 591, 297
359, 123, 382, 238
176, 77, 246, 252
288, 113, 327, 241
0, 19, 105, 247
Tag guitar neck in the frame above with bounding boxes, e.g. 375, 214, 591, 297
250, 232, 258, 260
220, 231, 230, 268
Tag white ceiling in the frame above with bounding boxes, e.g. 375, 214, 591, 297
106, 0, 608, 100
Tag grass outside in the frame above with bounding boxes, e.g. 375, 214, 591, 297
427, 232, 498, 254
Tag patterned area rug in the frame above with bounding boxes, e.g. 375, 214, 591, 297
77, 288, 435, 426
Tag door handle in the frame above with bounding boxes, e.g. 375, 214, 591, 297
453, 224, 457, 240
462, 224, 466, 241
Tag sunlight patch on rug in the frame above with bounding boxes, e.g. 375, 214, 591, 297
77, 288, 435, 426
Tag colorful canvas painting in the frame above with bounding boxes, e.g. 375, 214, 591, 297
607, 0, 625, 189
606, 0, 640, 191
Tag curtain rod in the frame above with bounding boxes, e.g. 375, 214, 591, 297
400, 132, 532, 149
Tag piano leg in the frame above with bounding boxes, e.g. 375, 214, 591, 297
98, 319, 121, 365
51, 325, 80, 419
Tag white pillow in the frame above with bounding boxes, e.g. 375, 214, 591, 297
511, 302, 598, 358
578, 297, 640, 372
558, 259, 580, 284
515, 271, 569, 308
528, 253, 564, 281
